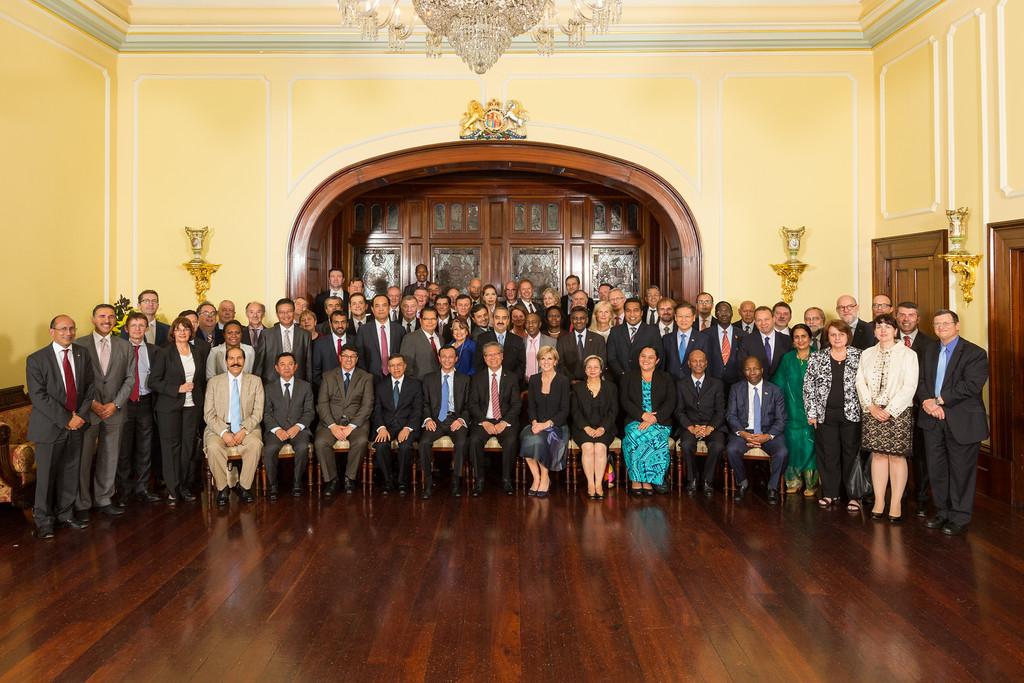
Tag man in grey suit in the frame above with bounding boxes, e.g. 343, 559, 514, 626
262, 352, 315, 500
399, 307, 442, 379
314, 345, 374, 495
260, 298, 312, 384
26, 315, 96, 539
73, 304, 135, 519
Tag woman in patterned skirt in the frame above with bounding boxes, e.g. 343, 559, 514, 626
621, 346, 676, 497
856, 313, 920, 522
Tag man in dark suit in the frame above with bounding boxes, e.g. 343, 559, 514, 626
241, 301, 267, 349
607, 298, 662, 379
316, 296, 345, 337
917, 309, 989, 536
118, 312, 160, 504
733, 300, 756, 336
433, 296, 455, 344
642, 286, 662, 326
195, 301, 218, 346
74, 304, 135, 520
372, 355, 422, 494
403, 263, 430, 296
556, 307, 607, 382
262, 352, 315, 500
467, 341, 522, 496
662, 302, 704, 379
311, 310, 357, 389
674, 349, 726, 496
726, 356, 788, 504
259, 298, 312, 384
356, 294, 405, 377
399, 307, 443, 379
703, 301, 744, 386
560, 275, 593, 322
419, 346, 471, 499
121, 289, 169, 345
26, 315, 96, 538
896, 301, 939, 513
737, 306, 792, 382
861, 294, 895, 346
473, 307, 526, 384
803, 306, 826, 352
314, 345, 374, 495
313, 268, 349, 323
836, 294, 871, 349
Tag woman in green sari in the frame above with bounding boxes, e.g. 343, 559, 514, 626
774, 324, 819, 496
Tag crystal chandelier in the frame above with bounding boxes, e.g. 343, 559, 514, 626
339, 0, 624, 74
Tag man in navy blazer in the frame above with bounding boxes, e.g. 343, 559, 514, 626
702, 301, 745, 386
26, 315, 96, 538
372, 355, 423, 493
356, 294, 405, 377
737, 305, 792, 381
725, 356, 788, 504
311, 310, 357, 388
662, 303, 705, 380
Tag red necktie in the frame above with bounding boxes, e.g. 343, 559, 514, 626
904, 335, 912, 348
379, 325, 390, 375
721, 329, 731, 365
490, 373, 502, 421
337, 336, 344, 363
130, 345, 141, 402
62, 348, 77, 413
429, 335, 438, 355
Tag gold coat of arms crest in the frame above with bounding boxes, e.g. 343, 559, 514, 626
459, 98, 528, 140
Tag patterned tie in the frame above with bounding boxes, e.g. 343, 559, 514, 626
283, 327, 292, 353
343, 371, 350, 394
904, 335, 912, 348
695, 378, 702, 397
490, 373, 502, 420
229, 376, 241, 432
379, 325, 390, 375
497, 333, 505, 348
527, 337, 538, 377
629, 326, 637, 343
98, 336, 110, 375
62, 348, 77, 413
764, 335, 772, 366
439, 374, 450, 422
130, 344, 141, 402
678, 332, 688, 364
721, 329, 731, 365
752, 386, 762, 434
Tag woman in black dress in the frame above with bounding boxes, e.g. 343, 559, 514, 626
570, 355, 618, 499
520, 345, 570, 498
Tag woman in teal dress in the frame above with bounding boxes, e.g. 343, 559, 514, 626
620, 346, 676, 497
775, 324, 818, 496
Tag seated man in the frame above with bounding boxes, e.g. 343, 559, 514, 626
467, 342, 521, 497
419, 346, 471, 499
314, 345, 373, 495
725, 356, 788, 504
261, 352, 314, 500
204, 346, 265, 506
372, 355, 422, 494
674, 349, 726, 496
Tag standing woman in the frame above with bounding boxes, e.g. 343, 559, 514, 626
299, 309, 320, 343
571, 355, 618, 499
481, 284, 499, 316
447, 318, 477, 376
520, 346, 571, 497
510, 306, 528, 338
803, 320, 862, 510
149, 317, 206, 504
544, 306, 564, 340
774, 324, 819, 496
590, 301, 615, 340
541, 287, 560, 313
620, 346, 676, 496
856, 314, 919, 522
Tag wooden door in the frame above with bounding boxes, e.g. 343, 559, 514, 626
872, 230, 948, 321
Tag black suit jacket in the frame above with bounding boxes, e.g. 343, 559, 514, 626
422, 370, 470, 426
555, 329, 607, 382
661, 327, 705, 380
702, 324, 745, 385
468, 369, 522, 427
472, 331, 526, 384
313, 289, 349, 323
726, 381, 786, 436
737, 330, 792, 381
262, 377, 315, 436
373, 375, 423, 437
850, 319, 872, 350
148, 344, 207, 413
733, 320, 756, 336
915, 336, 989, 444
674, 374, 725, 431
311, 332, 357, 388
560, 294, 594, 328
607, 322, 663, 378
356, 318, 405, 377
259, 324, 311, 384
620, 370, 676, 426
25, 344, 96, 443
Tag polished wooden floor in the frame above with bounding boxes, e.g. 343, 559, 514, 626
2, 477, 1024, 682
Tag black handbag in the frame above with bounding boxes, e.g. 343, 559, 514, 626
846, 452, 873, 499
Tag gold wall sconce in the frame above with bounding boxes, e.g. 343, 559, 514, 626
183, 226, 221, 305
770, 226, 807, 303
940, 207, 982, 305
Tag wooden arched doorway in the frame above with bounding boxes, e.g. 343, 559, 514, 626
288, 141, 701, 302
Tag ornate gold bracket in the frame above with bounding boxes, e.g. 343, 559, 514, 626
770, 262, 807, 304
941, 252, 982, 305
183, 226, 220, 305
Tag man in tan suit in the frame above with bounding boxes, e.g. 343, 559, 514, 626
314, 344, 374, 495
204, 346, 264, 506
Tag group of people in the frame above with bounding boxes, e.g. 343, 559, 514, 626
26, 265, 989, 541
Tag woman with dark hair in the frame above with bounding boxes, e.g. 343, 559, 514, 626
620, 345, 676, 497
149, 317, 206, 504
481, 284, 499, 316
544, 306, 564, 339
571, 355, 618, 499
447, 318, 476, 376
803, 319, 863, 510
774, 323, 818, 496
857, 313, 919, 522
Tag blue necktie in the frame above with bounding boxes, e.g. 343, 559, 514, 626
678, 332, 688, 364
935, 345, 951, 397
393, 381, 400, 407
497, 333, 505, 347
229, 376, 241, 432
439, 374, 450, 422
763, 335, 772, 366
343, 371, 350, 393
752, 386, 762, 434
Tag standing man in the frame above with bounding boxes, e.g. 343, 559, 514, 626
398, 295, 420, 333
734, 300, 756, 335
311, 309, 357, 388
26, 315, 95, 538
74, 304, 135, 519
863, 294, 895, 345
195, 301, 218, 345
387, 286, 403, 322
561, 275, 592, 322
262, 352, 314, 500
467, 278, 483, 305
399, 307, 443, 379
726, 356, 788, 504
643, 286, 662, 326
502, 280, 521, 308
118, 312, 160, 504
656, 297, 676, 337
772, 302, 793, 335
419, 346, 471, 498
608, 288, 626, 326
347, 293, 370, 333
662, 303, 703, 380
316, 296, 344, 337
607, 298, 662, 379
803, 307, 826, 351
124, 290, 169, 346
467, 342, 522, 496
835, 295, 871, 349
357, 294, 405, 377
214, 299, 237, 346
372, 355, 422, 494
695, 292, 715, 332
314, 345, 374, 495
314, 267, 348, 323
556, 307, 607, 382
434, 295, 454, 343
403, 263, 430, 296
917, 310, 989, 536
737, 305, 792, 381
260, 298, 312, 384
896, 301, 939, 514
242, 301, 267, 349
703, 301, 744, 388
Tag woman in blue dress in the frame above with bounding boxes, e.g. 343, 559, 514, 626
447, 318, 476, 376
620, 345, 676, 497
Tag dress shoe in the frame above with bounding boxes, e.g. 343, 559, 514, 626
915, 508, 928, 518
702, 483, 714, 497
766, 489, 779, 505
166, 493, 178, 506
421, 488, 432, 500
237, 486, 255, 503
685, 480, 698, 496
925, 515, 948, 529
268, 485, 279, 502
98, 504, 125, 517
292, 486, 303, 498
452, 484, 463, 498
398, 484, 408, 496
59, 517, 89, 530
36, 526, 55, 540
180, 489, 197, 503
652, 483, 669, 495
75, 508, 91, 522
343, 478, 356, 494
942, 521, 967, 536
137, 490, 161, 504
472, 483, 484, 497
733, 481, 749, 501
216, 488, 230, 507
503, 480, 514, 496
323, 478, 339, 497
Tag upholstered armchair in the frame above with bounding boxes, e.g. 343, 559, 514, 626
0, 388, 35, 508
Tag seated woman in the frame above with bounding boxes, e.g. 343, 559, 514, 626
545, 306, 564, 340
621, 345, 676, 496
774, 323, 818, 496
571, 355, 618, 499
520, 346, 570, 498
856, 313, 919, 522
447, 318, 476, 376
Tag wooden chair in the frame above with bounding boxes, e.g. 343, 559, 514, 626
205, 445, 259, 496
331, 439, 370, 493
416, 436, 474, 492
259, 443, 315, 494
724, 447, 785, 497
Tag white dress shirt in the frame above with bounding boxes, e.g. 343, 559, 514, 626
486, 369, 506, 422
270, 377, 305, 433
51, 342, 76, 393
745, 380, 764, 432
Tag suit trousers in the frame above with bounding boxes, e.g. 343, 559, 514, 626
374, 437, 415, 487
678, 430, 725, 485
205, 431, 263, 491
156, 406, 199, 496
117, 395, 155, 497
262, 432, 311, 488
469, 421, 518, 485
77, 416, 125, 511
418, 421, 469, 487
313, 424, 369, 483
813, 413, 862, 499
911, 423, 930, 503
726, 434, 788, 490
923, 422, 980, 526
33, 429, 83, 528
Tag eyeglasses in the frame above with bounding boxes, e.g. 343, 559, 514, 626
140, 298, 159, 304
837, 304, 857, 311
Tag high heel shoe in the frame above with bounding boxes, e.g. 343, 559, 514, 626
870, 510, 885, 520
888, 513, 903, 524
